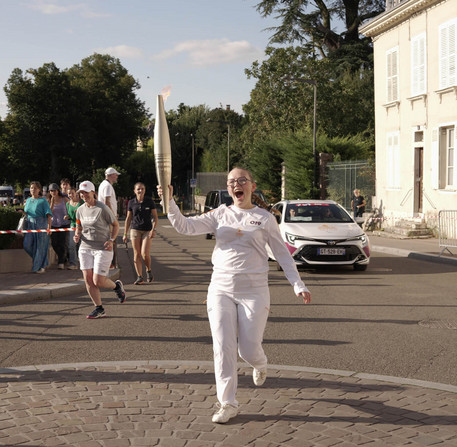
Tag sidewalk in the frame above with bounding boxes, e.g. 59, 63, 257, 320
1, 235, 457, 446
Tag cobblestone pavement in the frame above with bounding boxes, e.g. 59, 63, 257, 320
1, 361, 457, 446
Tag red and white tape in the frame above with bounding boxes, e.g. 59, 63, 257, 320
0, 228, 76, 235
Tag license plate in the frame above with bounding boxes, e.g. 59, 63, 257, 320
318, 248, 346, 255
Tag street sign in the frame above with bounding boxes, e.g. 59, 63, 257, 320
190, 179, 197, 188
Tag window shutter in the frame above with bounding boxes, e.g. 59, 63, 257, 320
440, 20, 456, 89
431, 128, 439, 189
387, 132, 400, 188
412, 34, 426, 95
387, 48, 399, 102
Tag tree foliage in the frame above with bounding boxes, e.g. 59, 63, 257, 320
1, 54, 147, 187
256, 0, 384, 69
246, 130, 372, 201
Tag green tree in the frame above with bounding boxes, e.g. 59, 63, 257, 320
256, 0, 384, 70
3, 64, 82, 182
1, 54, 147, 186
247, 130, 372, 200
243, 46, 374, 144
67, 54, 148, 173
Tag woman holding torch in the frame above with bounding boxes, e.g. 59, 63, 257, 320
158, 167, 311, 424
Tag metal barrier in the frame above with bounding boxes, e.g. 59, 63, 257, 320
438, 210, 457, 256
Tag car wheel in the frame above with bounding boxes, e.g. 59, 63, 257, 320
353, 263, 367, 271
276, 262, 283, 271
205, 233, 212, 240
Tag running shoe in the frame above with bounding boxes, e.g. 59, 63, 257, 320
146, 270, 154, 283
212, 404, 238, 424
35, 268, 45, 274
58, 263, 65, 270
67, 265, 78, 270
86, 307, 106, 319
253, 368, 267, 386
134, 276, 144, 285
114, 280, 126, 303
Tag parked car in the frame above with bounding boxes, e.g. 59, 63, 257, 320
0, 185, 14, 206
268, 200, 370, 271
204, 189, 267, 239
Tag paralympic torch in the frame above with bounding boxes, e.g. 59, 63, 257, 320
154, 94, 172, 214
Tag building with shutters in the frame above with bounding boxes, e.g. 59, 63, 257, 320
360, 0, 456, 230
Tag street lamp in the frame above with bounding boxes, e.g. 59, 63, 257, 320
206, 119, 230, 173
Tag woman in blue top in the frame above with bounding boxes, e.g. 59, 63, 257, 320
21, 181, 52, 273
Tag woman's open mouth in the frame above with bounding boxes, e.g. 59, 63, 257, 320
234, 190, 244, 200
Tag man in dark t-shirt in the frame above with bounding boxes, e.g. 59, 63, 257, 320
351, 189, 366, 218
123, 183, 159, 285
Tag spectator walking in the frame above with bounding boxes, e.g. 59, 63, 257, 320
74, 180, 126, 319
20, 181, 52, 273
157, 167, 311, 424
351, 189, 366, 219
65, 186, 82, 270
48, 183, 70, 269
123, 182, 158, 284
98, 167, 120, 268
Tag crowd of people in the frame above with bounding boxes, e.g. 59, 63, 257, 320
17, 167, 161, 319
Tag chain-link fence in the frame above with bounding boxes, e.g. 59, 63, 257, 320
326, 160, 375, 212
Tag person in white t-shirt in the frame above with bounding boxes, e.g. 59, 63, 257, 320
98, 167, 120, 267
158, 167, 312, 424
98, 167, 120, 217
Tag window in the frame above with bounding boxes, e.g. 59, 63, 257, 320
386, 47, 399, 102
439, 19, 456, 89
387, 132, 400, 188
411, 33, 426, 96
439, 126, 455, 188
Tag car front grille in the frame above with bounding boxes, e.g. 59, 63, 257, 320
295, 244, 363, 263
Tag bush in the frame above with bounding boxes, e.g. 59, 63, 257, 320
0, 207, 22, 250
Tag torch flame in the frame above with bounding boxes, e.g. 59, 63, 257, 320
160, 85, 172, 102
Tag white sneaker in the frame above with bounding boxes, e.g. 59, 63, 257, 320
211, 404, 238, 424
58, 263, 65, 270
253, 368, 267, 386
67, 265, 78, 270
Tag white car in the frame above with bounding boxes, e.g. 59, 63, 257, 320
269, 200, 370, 271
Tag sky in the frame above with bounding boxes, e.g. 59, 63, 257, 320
0, 0, 280, 120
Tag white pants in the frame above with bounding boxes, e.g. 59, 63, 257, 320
207, 272, 270, 407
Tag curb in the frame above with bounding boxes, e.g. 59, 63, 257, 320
371, 245, 457, 266
1, 360, 457, 394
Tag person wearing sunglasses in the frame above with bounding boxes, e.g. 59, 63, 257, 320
158, 167, 311, 424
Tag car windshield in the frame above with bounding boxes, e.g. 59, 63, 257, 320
284, 203, 353, 223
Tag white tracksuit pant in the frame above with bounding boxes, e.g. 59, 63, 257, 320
207, 271, 270, 407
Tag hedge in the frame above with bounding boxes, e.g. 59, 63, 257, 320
0, 206, 22, 250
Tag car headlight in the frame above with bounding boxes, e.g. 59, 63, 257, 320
355, 234, 368, 246
285, 232, 300, 245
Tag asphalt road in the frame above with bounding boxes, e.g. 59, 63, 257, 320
1, 219, 457, 387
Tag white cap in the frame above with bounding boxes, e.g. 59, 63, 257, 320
105, 167, 120, 175
77, 181, 95, 193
